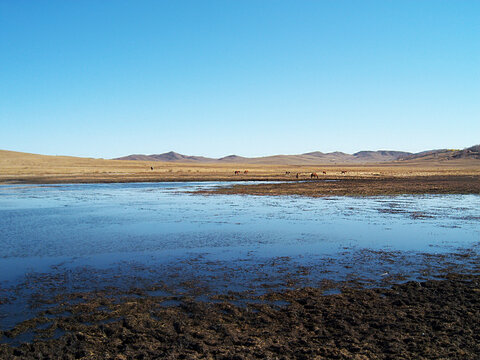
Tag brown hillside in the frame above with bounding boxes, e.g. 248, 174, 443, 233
1, 149, 480, 185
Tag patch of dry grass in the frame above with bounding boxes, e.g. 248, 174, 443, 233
198, 175, 480, 197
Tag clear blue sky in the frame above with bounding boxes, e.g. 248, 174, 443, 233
1, 1, 479, 158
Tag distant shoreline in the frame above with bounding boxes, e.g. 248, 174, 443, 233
1, 148, 480, 189
2, 175, 480, 198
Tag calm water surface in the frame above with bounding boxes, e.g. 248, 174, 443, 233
0, 182, 479, 330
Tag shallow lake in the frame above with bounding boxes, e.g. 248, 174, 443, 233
0, 182, 479, 331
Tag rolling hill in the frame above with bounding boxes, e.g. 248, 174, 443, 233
116, 150, 413, 165
116, 145, 480, 165
399, 145, 480, 162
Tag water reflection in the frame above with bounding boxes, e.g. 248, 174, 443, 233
0, 182, 479, 330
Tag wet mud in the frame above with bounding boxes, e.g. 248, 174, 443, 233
1, 246, 480, 359
1, 274, 479, 359
197, 175, 480, 197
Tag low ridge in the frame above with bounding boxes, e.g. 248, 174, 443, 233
115, 145, 479, 165
116, 150, 412, 164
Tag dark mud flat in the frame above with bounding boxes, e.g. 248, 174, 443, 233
1, 274, 479, 359
197, 175, 480, 197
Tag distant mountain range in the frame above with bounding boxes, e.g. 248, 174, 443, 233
115, 150, 412, 164
115, 145, 480, 165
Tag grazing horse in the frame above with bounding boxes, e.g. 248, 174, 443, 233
322, 171, 326, 175
244, 170, 249, 174
341, 170, 347, 174
234, 170, 240, 175
311, 172, 319, 179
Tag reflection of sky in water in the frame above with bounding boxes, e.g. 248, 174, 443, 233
0, 182, 479, 281
0, 182, 479, 331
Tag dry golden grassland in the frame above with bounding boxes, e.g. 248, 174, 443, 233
1, 149, 480, 185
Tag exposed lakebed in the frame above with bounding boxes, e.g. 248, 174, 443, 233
0, 182, 479, 351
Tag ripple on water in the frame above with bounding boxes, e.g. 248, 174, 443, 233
0, 183, 479, 335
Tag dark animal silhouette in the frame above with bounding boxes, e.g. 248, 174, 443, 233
341, 171, 347, 174
151, 167, 154, 170
244, 170, 249, 174
322, 171, 327, 175
285, 171, 291, 175
311, 172, 319, 179
234, 170, 240, 175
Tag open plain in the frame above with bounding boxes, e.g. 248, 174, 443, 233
1, 150, 480, 197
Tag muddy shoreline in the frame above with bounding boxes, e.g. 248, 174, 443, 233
1, 182, 479, 358
1, 273, 479, 359
196, 175, 480, 197
1, 245, 479, 359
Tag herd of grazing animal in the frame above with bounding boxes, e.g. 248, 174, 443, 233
148, 166, 346, 178
286, 170, 347, 179
234, 170, 249, 175
232, 170, 348, 178
149, 167, 346, 178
